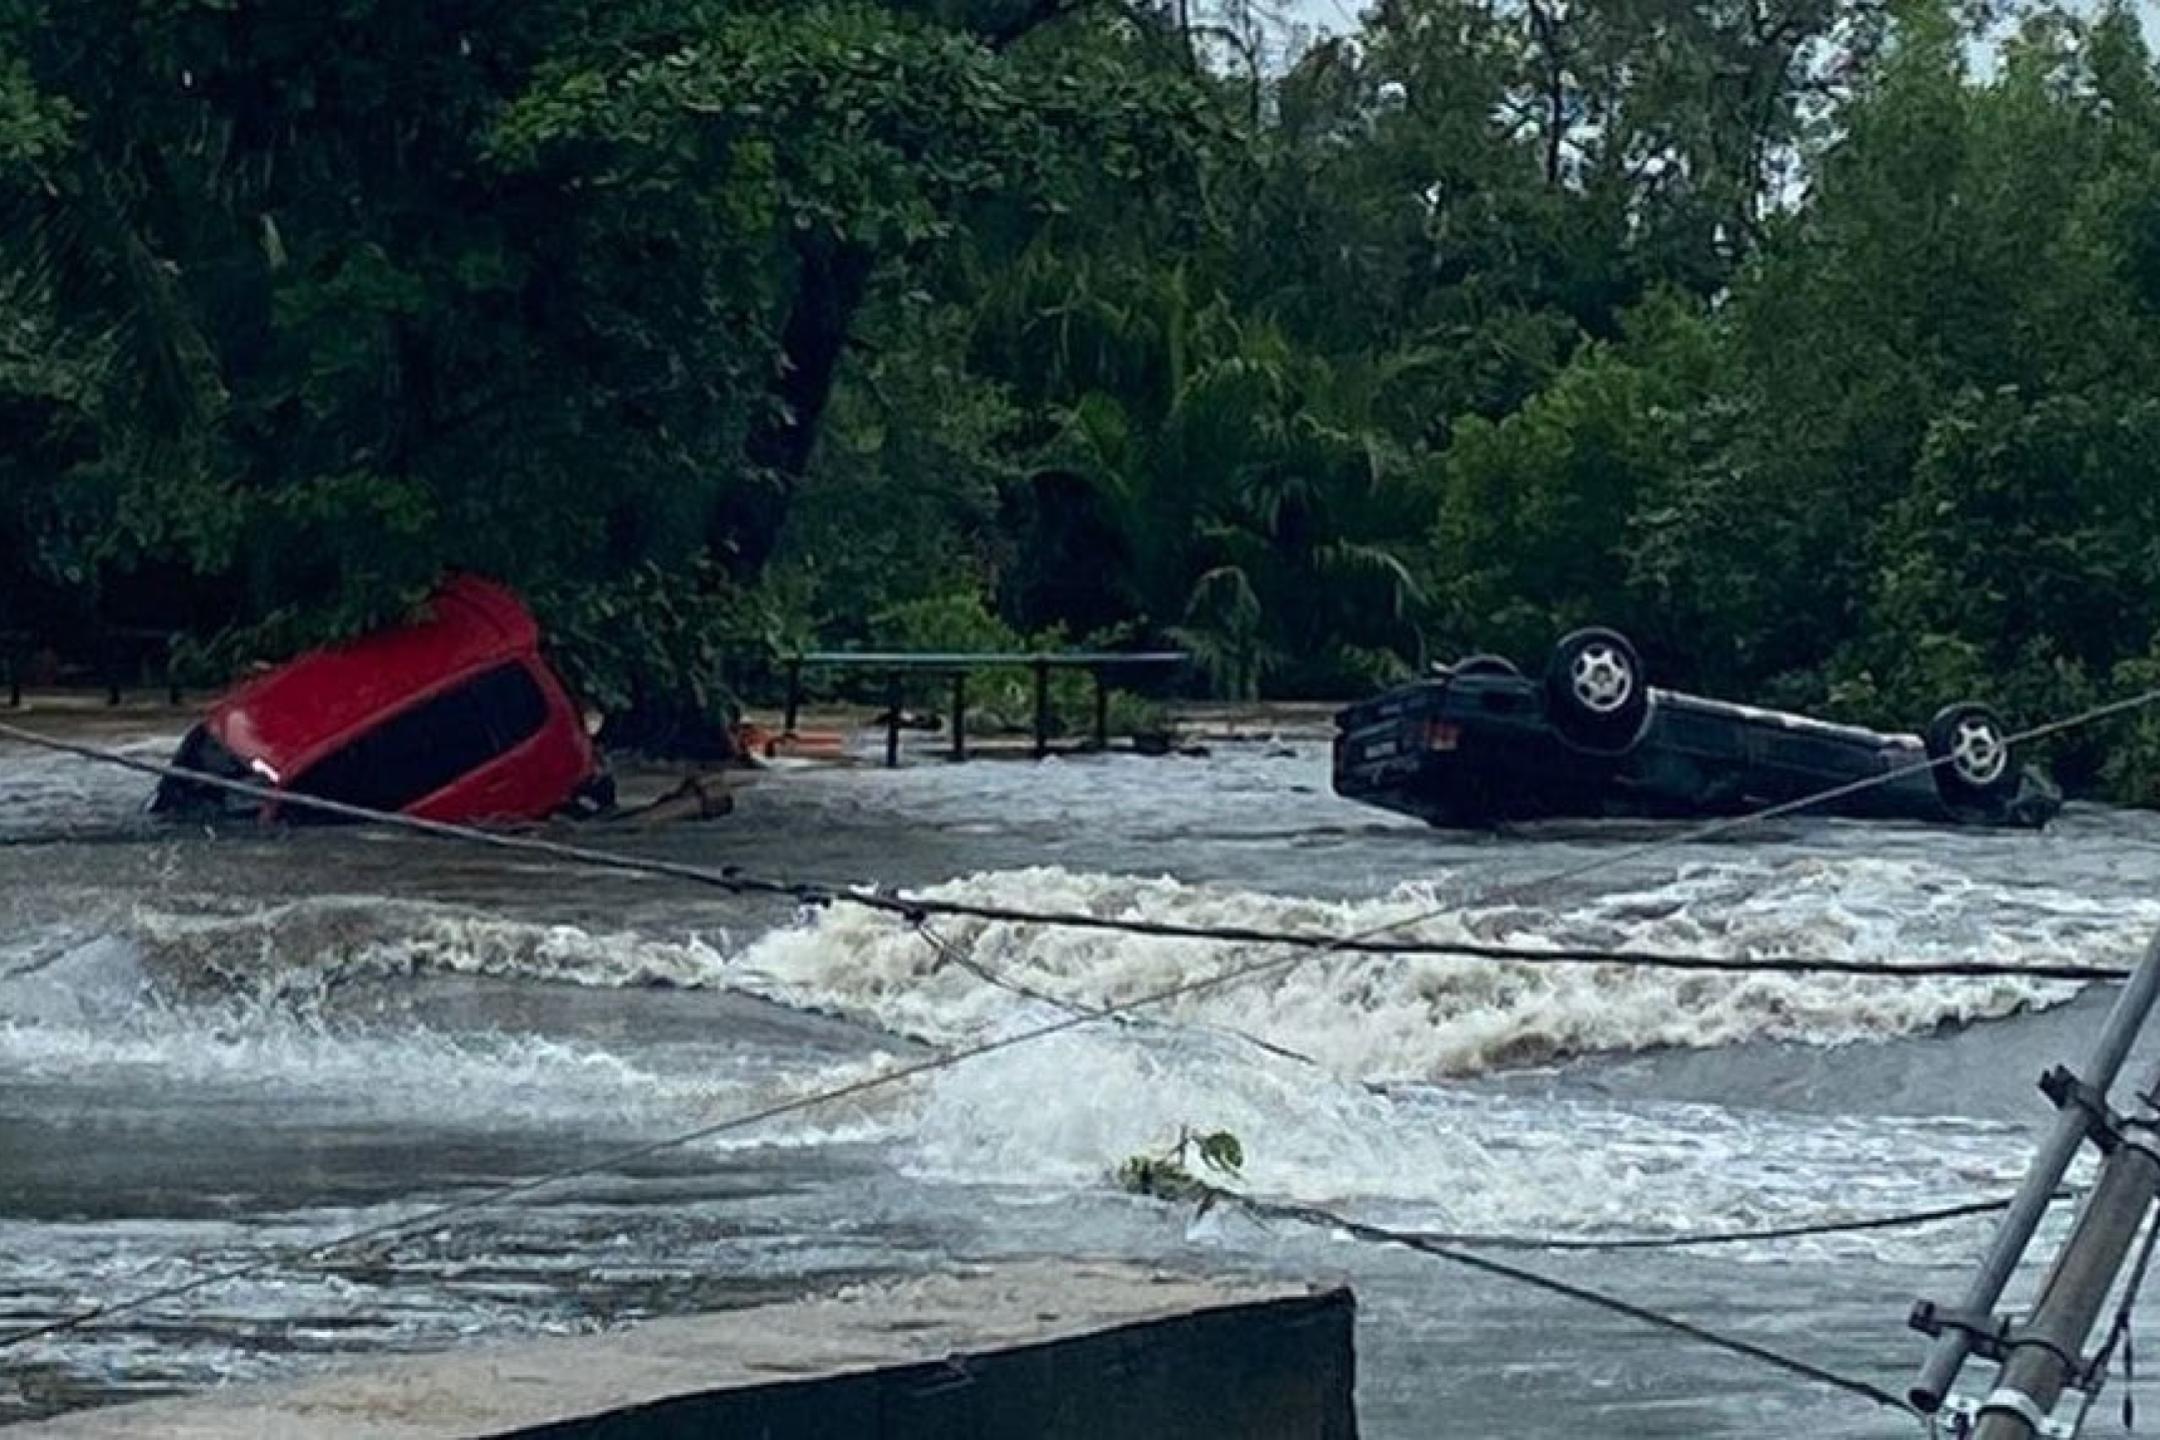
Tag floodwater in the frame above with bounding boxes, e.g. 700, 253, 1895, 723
5, 720, 2160, 1436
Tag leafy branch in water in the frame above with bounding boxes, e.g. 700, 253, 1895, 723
1116, 1126, 1245, 1212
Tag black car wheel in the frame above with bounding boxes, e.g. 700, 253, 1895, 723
1927, 703, 2016, 803
1450, 654, 1521, 679
1545, 628, 1650, 752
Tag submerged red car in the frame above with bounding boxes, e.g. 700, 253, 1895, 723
153, 575, 607, 824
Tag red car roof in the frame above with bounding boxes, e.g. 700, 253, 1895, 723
206, 575, 544, 779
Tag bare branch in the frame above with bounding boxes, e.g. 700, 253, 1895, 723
1524, 0, 1569, 187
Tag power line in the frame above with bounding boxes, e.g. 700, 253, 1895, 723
1228, 1192, 1915, 1413
912, 914, 1340, 1072
0, 899, 1473, 1349
0, 912, 2055, 1351
0, 719, 2139, 984
0, 977, 1167, 1349
2071, 1206, 2160, 1433
3, 681, 2157, 1354
1412, 1191, 2076, 1253
901, 927, 2074, 1253
895, 901, 2129, 981
875, 927, 2078, 1255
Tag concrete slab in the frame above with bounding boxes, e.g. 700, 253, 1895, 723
17, 1262, 1357, 1439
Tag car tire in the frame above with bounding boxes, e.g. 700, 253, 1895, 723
1927, 703, 2017, 804
1450, 654, 1521, 679
1545, 628, 1650, 753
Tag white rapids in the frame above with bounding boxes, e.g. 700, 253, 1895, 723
5, 733, 2159, 1436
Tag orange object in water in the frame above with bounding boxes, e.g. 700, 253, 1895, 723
771, 729, 847, 760
733, 723, 846, 761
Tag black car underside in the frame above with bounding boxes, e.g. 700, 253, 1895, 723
1332, 631, 2061, 830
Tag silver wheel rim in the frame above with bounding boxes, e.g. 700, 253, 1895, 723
1569, 643, 1635, 716
1949, 717, 2009, 786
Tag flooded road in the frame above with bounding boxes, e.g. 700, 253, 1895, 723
5, 721, 2160, 1435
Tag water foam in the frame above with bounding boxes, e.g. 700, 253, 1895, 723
0, 733, 176, 842
0, 905, 887, 1134
899, 1015, 2047, 1264
8, 837, 2140, 1087
0, 859, 2125, 1256
121, 896, 737, 998
733, 860, 2145, 1080
807, 857, 2130, 1257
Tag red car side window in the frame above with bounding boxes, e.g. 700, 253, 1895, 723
286, 663, 548, 821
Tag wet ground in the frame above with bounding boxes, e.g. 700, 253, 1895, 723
5, 715, 2160, 1435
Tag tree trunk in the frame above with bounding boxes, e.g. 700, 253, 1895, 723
709, 229, 875, 580
1526, 0, 1566, 188
605, 231, 876, 760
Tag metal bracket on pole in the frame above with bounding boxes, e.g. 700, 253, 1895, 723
2039, 1066, 2125, 1155
1911, 1304, 2015, 1363
1911, 1309, 2093, 1379
1941, 1390, 2078, 1440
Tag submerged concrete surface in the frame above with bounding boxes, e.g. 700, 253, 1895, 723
18, 1261, 1357, 1439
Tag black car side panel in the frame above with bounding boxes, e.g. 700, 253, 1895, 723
1333, 676, 2053, 829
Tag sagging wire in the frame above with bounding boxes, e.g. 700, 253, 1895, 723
0, 888, 2082, 1365
906, 908, 1333, 1072
1400, 1192, 2084, 1254
4, 680, 2160, 1407
1223, 1191, 1915, 1414
2073, 1202, 2160, 1434
0, 718, 2142, 985
918, 916, 2083, 1252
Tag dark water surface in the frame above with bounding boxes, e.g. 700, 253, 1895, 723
5, 724, 2160, 1435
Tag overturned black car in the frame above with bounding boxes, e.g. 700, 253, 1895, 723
1333, 629, 2061, 830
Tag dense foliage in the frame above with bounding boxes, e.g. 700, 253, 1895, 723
4, 0, 2160, 795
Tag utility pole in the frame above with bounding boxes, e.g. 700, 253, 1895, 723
1971, 1068, 2160, 1438
1910, 930, 2160, 1435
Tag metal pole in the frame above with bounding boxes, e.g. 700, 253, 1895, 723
784, 659, 803, 736
104, 633, 122, 707
884, 671, 902, 769
950, 673, 967, 763
164, 635, 180, 708
1033, 660, 1051, 760
1912, 930, 2160, 1412
1972, 1079, 2160, 1438
1093, 669, 1110, 751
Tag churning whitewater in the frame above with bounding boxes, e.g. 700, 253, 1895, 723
5, 732, 2160, 1436
6, 848, 2132, 1089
